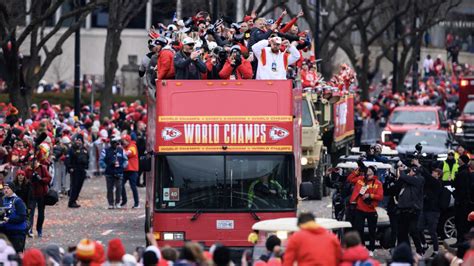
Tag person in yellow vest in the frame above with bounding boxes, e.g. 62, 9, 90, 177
442, 151, 458, 186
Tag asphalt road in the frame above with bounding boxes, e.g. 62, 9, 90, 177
26, 176, 146, 253
26, 178, 393, 262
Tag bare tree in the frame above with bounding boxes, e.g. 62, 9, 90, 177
0, 0, 105, 118
377, 0, 461, 92
99, 0, 147, 119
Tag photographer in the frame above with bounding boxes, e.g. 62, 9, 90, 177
25, 160, 51, 238
346, 164, 383, 253
219, 45, 253, 80
396, 162, 424, 255
205, 46, 227, 79
383, 168, 402, 249
415, 161, 443, 256
324, 168, 351, 221
0, 182, 28, 253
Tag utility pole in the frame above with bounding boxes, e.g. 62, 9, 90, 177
314, 0, 320, 69
74, 0, 82, 118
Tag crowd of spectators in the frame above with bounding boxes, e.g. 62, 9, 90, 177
0, 98, 147, 253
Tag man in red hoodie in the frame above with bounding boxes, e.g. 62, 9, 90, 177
283, 212, 342, 266
26, 160, 52, 238
347, 165, 383, 253
340, 231, 380, 266
120, 135, 139, 208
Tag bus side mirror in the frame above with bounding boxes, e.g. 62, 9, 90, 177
299, 182, 314, 198
140, 152, 152, 172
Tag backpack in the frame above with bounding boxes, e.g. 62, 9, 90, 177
439, 186, 452, 211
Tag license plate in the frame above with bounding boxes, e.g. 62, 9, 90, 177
216, 220, 234, 230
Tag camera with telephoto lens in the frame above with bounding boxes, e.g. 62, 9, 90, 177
32, 172, 42, 182
206, 18, 224, 34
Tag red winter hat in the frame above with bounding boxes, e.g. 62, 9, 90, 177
90, 241, 106, 266
243, 15, 253, 22
23, 248, 46, 266
107, 238, 125, 262
16, 169, 26, 177
469, 211, 474, 222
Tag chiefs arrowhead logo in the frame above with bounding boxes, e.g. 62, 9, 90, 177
161, 127, 182, 141
269, 127, 289, 141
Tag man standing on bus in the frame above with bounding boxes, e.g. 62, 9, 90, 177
252, 36, 300, 80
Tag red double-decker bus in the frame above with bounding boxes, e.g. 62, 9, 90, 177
144, 80, 301, 251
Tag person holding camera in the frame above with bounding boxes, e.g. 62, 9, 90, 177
65, 134, 89, 208
219, 45, 253, 80
25, 159, 51, 238
174, 37, 207, 80
346, 164, 383, 253
0, 182, 28, 253
99, 137, 128, 209
396, 162, 424, 256
205, 46, 227, 79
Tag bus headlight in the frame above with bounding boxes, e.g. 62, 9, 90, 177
301, 157, 308, 166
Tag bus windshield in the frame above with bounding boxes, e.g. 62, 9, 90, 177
156, 155, 295, 211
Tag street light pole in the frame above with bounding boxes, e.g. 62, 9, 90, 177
74, 0, 81, 118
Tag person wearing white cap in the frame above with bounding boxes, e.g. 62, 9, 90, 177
252, 36, 300, 80
174, 37, 207, 79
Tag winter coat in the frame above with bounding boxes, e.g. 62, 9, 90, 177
417, 167, 442, 212
0, 194, 27, 235
99, 147, 128, 177
157, 48, 175, 80
174, 51, 207, 80
12, 180, 31, 209
453, 164, 471, 205
347, 171, 384, 213
397, 172, 424, 211
283, 222, 341, 266
340, 245, 380, 266
36, 101, 55, 121
219, 57, 253, 80
125, 142, 138, 172
25, 164, 52, 198
66, 145, 89, 171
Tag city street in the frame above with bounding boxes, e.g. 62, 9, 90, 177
26, 177, 146, 253
26, 177, 391, 262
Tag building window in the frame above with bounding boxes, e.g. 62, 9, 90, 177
91, 7, 109, 28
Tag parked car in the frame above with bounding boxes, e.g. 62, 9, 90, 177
396, 129, 457, 167
381, 106, 449, 146
453, 100, 474, 150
